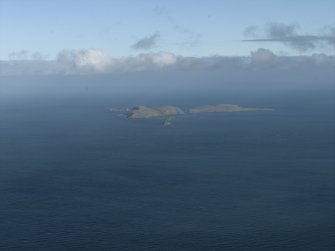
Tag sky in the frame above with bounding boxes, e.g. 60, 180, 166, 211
0, 0, 334, 60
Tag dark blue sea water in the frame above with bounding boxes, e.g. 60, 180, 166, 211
0, 83, 334, 250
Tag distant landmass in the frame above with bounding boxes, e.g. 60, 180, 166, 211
110, 105, 184, 119
109, 104, 272, 125
189, 104, 273, 113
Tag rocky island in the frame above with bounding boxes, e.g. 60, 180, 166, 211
109, 104, 272, 126
189, 104, 272, 113
110, 105, 184, 119
162, 117, 173, 127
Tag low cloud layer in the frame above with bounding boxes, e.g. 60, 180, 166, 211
0, 48, 334, 82
132, 33, 160, 50
243, 23, 335, 52
0, 49, 178, 75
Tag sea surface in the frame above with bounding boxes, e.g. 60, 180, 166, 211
0, 81, 334, 250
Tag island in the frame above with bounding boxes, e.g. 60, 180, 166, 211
189, 104, 272, 113
162, 117, 173, 127
109, 104, 272, 126
110, 105, 185, 119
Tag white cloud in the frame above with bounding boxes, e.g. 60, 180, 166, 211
57, 48, 113, 73
54, 49, 177, 73
111, 51, 177, 72
250, 48, 275, 63
145, 51, 177, 66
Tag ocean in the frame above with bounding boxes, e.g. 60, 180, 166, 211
0, 78, 334, 250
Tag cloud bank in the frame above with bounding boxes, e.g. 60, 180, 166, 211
0, 48, 334, 81
243, 23, 335, 52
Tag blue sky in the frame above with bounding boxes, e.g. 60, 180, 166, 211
0, 0, 334, 59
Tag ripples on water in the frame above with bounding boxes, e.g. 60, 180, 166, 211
0, 88, 334, 250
